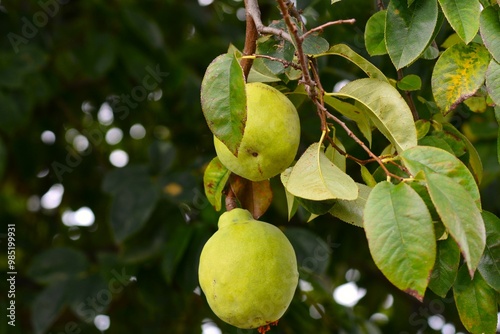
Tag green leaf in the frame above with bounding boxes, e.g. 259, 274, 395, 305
480, 5, 500, 63
421, 44, 440, 60
200, 53, 246, 155
486, 59, 500, 106
149, 141, 176, 176
68, 274, 109, 322
323, 95, 372, 146
161, 224, 194, 284
364, 181, 435, 301
281, 167, 299, 221
247, 58, 281, 83
314, 44, 388, 82
437, 123, 468, 157
295, 197, 336, 215
0, 91, 29, 133
365, 10, 387, 56
425, 172, 485, 276
400, 146, 481, 209
103, 166, 160, 242
428, 237, 461, 297
438, 0, 481, 44
31, 281, 69, 334
203, 157, 231, 211
284, 228, 332, 275
325, 138, 346, 172
441, 122, 483, 184
453, 265, 498, 334
431, 42, 491, 113
122, 9, 164, 49
332, 78, 418, 153
418, 135, 455, 155
360, 165, 377, 188
111, 182, 159, 243
415, 120, 431, 139
478, 211, 500, 292
102, 165, 150, 194
256, 35, 294, 75
121, 226, 167, 263
397, 74, 422, 91
27, 247, 89, 284
386, 0, 439, 69
283, 143, 358, 201
330, 183, 371, 227
302, 34, 330, 55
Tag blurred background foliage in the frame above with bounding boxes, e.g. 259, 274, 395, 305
0, 0, 499, 333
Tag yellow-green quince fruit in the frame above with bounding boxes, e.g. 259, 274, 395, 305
198, 208, 298, 329
214, 82, 300, 181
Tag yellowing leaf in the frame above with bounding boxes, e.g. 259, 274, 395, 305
283, 143, 358, 201
330, 183, 372, 227
431, 43, 490, 114
203, 157, 231, 211
332, 78, 418, 153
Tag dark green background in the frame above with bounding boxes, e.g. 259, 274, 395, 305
0, 0, 499, 333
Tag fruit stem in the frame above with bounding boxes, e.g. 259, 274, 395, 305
225, 187, 238, 211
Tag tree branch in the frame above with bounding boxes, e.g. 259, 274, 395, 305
246, 0, 293, 43
301, 19, 356, 40
276, 0, 315, 97
325, 110, 404, 180
241, 0, 259, 80
246, 54, 301, 70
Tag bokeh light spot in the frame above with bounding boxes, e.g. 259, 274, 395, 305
41, 130, 56, 145
109, 150, 129, 167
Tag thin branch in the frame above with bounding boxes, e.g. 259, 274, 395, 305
325, 110, 404, 180
309, 57, 327, 132
301, 19, 356, 39
276, 0, 315, 96
246, 0, 293, 43
326, 135, 377, 166
247, 54, 301, 70
241, 0, 259, 80
377, 0, 385, 10
285, 0, 305, 29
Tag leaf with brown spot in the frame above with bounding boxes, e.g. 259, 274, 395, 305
203, 157, 231, 211
230, 175, 273, 219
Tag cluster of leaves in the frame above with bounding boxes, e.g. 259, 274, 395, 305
201, 1, 500, 333
1, 0, 499, 333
